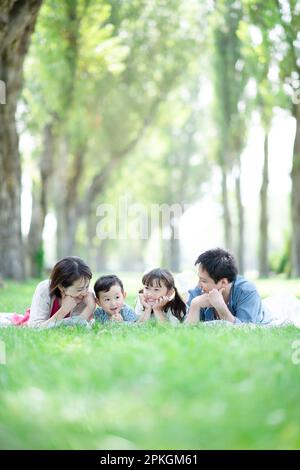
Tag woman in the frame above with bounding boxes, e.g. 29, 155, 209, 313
1, 256, 96, 328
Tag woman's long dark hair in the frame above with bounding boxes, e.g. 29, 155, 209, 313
142, 268, 186, 321
49, 256, 92, 297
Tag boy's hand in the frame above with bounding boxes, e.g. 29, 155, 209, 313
111, 313, 123, 322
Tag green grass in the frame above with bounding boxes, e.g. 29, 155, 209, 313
1, 276, 300, 449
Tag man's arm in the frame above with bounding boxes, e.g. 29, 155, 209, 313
185, 294, 211, 324
208, 289, 235, 323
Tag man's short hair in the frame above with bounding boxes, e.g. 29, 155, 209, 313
195, 248, 238, 283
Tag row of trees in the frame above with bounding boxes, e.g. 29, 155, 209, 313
0, 0, 300, 279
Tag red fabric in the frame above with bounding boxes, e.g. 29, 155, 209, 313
11, 308, 30, 325
49, 297, 70, 318
11, 296, 70, 326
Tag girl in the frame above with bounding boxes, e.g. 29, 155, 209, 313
0, 256, 96, 328
135, 268, 186, 324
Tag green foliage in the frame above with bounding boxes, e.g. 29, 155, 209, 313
34, 246, 45, 279
269, 232, 292, 277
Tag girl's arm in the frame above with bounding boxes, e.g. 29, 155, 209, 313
152, 296, 172, 324
135, 294, 152, 323
136, 307, 152, 323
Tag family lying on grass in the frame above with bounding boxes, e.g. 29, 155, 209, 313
1, 248, 300, 328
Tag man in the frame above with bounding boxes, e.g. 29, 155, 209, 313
185, 248, 272, 324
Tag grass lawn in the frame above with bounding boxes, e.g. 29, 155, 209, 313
0, 276, 300, 450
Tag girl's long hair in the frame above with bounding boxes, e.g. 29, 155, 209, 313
142, 268, 186, 321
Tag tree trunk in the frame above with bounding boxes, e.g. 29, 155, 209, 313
235, 162, 244, 274
221, 165, 233, 251
27, 181, 44, 277
259, 131, 269, 277
291, 103, 300, 276
0, 0, 43, 279
56, 204, 78, 259
27, 122, 55, 276
169, 233, 180, 273
95, 240, 108, 273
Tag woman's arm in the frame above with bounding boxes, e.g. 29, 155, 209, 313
78, 292, 96, 321
41, 295, 78, 327
28, 280, 52, 327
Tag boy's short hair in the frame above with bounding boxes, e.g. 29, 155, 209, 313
195, 248, 238, 283
94, 275, 124, 298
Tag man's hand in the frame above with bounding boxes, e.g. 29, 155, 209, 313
191, 293, 211, 309
184, 294, 211, 325
208, 288, 226, 309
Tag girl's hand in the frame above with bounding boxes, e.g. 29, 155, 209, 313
139, 293, 152, 311
153, 295, 170, 311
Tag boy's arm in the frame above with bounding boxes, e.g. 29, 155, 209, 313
122, 305, 138, 323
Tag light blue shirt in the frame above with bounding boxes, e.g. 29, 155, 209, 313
187, 275, 273, 324
94, 304, 137, 324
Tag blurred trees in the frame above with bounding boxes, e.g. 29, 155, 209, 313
1, 0, 300, 278
0, 0, 43, 280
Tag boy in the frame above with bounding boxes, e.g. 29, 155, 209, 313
94, 275, 137, 324
185, 248, 273, 324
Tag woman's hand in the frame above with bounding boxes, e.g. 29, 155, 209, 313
84, 291, 96, 312
61, 294, 78, 313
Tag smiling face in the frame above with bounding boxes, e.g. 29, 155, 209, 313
97, 284, 125, 316
61, 277, 90, 304
143, 280, 170, 306
198, 265, 225, 293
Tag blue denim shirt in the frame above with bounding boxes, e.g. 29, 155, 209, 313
187, 275, 273, 324
94, 304, 138, 324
